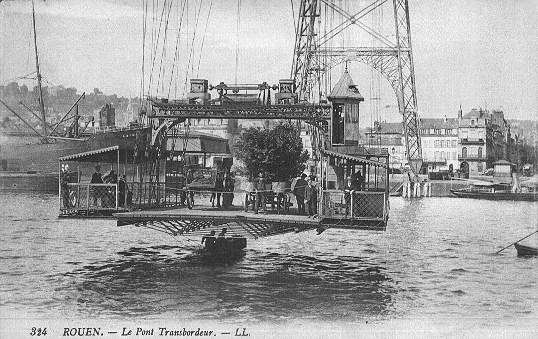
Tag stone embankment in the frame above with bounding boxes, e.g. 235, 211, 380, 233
388, 174, 468, 197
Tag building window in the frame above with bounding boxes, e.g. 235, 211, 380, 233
478, 147, 483, 158
471, 119, 475, 126
434, 151, 440, 160
462, 147, 468, 158
452, 140, 457, 147
441, 151, 446, 160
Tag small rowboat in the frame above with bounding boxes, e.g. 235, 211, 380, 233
514, 243, 538, 256
203, 236, 247, 256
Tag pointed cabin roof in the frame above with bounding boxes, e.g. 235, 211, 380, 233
327, 70, 364, 102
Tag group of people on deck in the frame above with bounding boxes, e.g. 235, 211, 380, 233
201, 167, 370, 219
89, 165, 128, 208
292, 173, 319, 218
60, 165, 129, 209
210, 172, 235, 208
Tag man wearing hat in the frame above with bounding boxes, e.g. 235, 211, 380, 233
293, 173, 307, 215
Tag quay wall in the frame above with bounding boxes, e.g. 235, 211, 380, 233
388, 175, 468, 197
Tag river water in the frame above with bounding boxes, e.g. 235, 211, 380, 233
0, 192, 536, 333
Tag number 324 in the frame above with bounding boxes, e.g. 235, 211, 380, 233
30, 327, 47, 336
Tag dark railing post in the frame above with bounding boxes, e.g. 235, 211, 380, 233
86, 184, 90, 211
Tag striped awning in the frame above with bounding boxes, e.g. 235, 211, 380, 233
321, 149, 388, 168
59, 145, 120, 162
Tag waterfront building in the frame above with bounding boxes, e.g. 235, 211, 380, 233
457, 107, 510, 175
367, 117, 458, 173
419, 117, 459, 173
365, 122, 406, 171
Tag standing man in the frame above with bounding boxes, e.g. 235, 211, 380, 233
293, 173, 307, 215
305, 178, 318, 218
351, 169, 364, 191
90, 165, 103, 207
60, 170, 71, 209
118, 174, 127, 207
402, 168, 411, 198
213, 173, 224, 208
344, 177, 354, 216
254, 172, 266, 214
223, 172, 235, 208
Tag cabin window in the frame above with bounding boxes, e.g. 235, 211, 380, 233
332, 103, 345, 145
350, 104, 359, 123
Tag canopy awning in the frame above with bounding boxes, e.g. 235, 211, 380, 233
321, 149, 388, 168
59, 145, 120, 163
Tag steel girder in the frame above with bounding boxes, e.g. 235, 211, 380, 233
291, 0, 320, 102
292, 0, 422, 175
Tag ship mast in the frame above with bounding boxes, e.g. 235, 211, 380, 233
31, 0, 47, 136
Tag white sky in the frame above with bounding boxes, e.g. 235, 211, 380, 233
1, 0, 536, 124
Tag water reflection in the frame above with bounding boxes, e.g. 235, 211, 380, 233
2, 193, 536, 324
61, 246, 393, 321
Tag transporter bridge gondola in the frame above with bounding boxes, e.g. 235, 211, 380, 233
114, 75, 390, 249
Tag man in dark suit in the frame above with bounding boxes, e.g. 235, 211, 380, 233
294, 173, 307, 215
305, 178, 318, 218
90, 165, 103, 207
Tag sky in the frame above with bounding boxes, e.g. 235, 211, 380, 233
1, 0, 536, 125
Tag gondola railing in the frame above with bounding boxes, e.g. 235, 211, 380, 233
59, 182, 184, 216
319, 190, 388, 221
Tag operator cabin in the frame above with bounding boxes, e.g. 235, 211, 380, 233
325, 69, 365, 190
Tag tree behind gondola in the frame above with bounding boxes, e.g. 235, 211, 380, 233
236, 123, 309, 182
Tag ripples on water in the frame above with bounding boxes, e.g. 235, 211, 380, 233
0, 192, 536, 325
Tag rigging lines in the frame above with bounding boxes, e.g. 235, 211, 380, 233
140, 0, 213, 99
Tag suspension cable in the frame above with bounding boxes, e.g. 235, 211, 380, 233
167, 0, 188, 99
234, 0, 241, 85
195, 0, 214, 77
148, 0, 169, 96
183, 0, 204, 96
156, 0, 174, 95
140, 0, 148, 103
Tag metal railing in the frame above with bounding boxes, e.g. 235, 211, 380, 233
59, 182, 184, 215
60, 183, 118, 213
129, 182, 186, 209
320, 190, 387, 220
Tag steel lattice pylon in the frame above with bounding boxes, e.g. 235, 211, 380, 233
292, 0, 422, 175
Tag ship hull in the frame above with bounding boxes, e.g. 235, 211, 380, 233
0, 127, 150, 192
0, 172, 57, 192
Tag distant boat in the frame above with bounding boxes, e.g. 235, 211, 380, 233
450, 185, 538, 201
514, 243, 538, 256
450, 163, 538, 201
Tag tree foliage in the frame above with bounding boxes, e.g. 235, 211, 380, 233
236, 123, 309, 182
